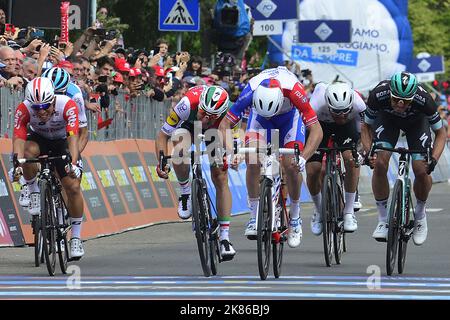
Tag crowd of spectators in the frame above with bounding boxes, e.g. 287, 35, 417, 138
0, 5, 321, 132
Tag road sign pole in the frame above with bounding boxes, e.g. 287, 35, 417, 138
177, 33, 182, 52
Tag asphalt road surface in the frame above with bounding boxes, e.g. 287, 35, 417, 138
1, 182, 450, 300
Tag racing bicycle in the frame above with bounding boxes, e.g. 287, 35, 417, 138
14, 154, 73, 276
236, 142, 300, 280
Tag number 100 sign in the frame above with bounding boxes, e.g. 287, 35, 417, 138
253, 20, 283, 36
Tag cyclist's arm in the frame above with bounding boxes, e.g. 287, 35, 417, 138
419, 86, 446, 161
303, 121, 323, 160
156, 130, 170, 160
78, 127, 89, 153
63, 100, 80, 164
361, 122, 373, 153
12, 103, 30, 159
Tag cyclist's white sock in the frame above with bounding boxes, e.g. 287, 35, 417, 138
70, 217, 83, 239
376, 199, 388, 222
219, 219, 230, 241
344, 192, 356, 215
414, 199, 426, 220
311, 192, 322, 213
289, 200, 300, 220
248, 197, 259, 219
178, 179, 191, 195
25, 177, 39, 193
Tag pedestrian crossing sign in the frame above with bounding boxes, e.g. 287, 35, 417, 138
159, 0, 200, 32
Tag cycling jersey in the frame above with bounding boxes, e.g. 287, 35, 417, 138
65, 82, 87, 128
14, 95, 79, 141
309, 82, 366, 131
161, 85, 230, 136
365, 80, 442, 131
226, 66, 318, 128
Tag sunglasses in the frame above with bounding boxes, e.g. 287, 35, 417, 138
31, 103, 52, 110
329, 106, 352, 115
391, 95, 413, 105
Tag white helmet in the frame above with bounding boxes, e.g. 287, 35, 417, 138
25, 77, 55, 105
252, 79, 284, 117
325, 82, 354, 114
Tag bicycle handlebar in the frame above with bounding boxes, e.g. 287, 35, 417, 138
13, 154, 72, 167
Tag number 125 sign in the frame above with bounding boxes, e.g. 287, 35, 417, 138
253, 20, 283, 36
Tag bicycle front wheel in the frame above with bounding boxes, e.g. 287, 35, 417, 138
57, 196, 70, 274
192, 179, 211, 277
40, 180, 57, 276
386, 180, 402, 276
333, 183, 345, 265
257, 178, 272, 280
33, 216, 43, 267
321, 175, 333, 267
273, 198, 287, 279
398, 183, 412, 274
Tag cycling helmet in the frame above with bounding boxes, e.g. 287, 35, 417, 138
42, 67, 70, 93
199, 85, 230, 116
389, 71, 418, 99
252, 78, 284, 118
25, 77, 55, 105
325, 82, 354, 114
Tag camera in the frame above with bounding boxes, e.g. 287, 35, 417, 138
93, 28, 107, 37
30, 28, 44, 39
98, 75, 108, 83
105, 29, 119, 40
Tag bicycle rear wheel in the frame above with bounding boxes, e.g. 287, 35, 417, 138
333, 183, 345, 265
33, 216, 43, 267
257, 178, 272, 280
40, 180, 57, 276
321, 175, 333, 267
192, 179, 211, 277
273, 198, 287, 279
398, 184, 412, 274
386, 180, 402, 276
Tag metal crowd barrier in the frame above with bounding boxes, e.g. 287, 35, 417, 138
0, 87, 172, 140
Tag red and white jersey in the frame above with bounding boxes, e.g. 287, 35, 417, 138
227, 66, 318, 128
309, 82, 367, 131
14, 95, 79, 140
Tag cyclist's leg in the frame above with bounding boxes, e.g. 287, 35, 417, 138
405, 117, 432, 245
305, 121, 329, 235
23, 133, 45, 215
244, 110, 270, 235
371, 113, 398, 239
171, 126, 193, 219
278, 109, 305, 247
335, 120, 360, 231
210, 165, 235, 258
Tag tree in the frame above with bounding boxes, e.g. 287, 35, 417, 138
408, 0, 450, 78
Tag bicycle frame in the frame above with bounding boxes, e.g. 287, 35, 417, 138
237, 144, 298, 239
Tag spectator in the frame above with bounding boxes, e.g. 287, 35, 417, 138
183, 55, 203, 78
153, 38, 169, 67
21, 57, 38, 82
0, 45, 17, 79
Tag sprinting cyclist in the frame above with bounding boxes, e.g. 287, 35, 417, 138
155, 85, 236, 260
362, 71, 446, 245
10, 77, 85, 258
220, 66, 323, 248
306, 82, 367, 235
